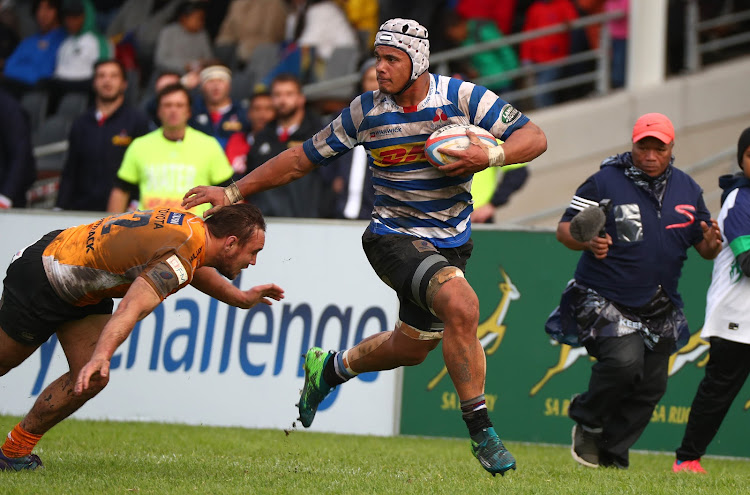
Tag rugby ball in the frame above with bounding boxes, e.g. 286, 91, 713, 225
425, 124, 498, 167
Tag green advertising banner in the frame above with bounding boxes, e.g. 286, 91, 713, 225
400, 229, 750, 458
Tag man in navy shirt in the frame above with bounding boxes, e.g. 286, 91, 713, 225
56, 59, 150, 211
188, 65, 248, 152
547, 113, 722, 469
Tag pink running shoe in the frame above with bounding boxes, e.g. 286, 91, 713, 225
673, 459, 707, 474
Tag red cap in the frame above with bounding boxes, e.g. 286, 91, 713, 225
632, 113, 675, 144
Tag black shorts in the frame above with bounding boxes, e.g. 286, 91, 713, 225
0, 230, 114, 346
362, 229, 473, 332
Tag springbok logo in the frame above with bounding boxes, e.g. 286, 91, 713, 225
426, 267, 519, 391
528, 329, 741, 402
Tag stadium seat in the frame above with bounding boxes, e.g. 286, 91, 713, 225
124, 69, 141, 108
20, 90, 50, 133
214, 43, 239, 72
33, 114, 71, 174
56, 92, 90, 119
310, 46, 360, 101
322, 46, 360, 81
244, 43, 281, 90
230, 71, 253, 104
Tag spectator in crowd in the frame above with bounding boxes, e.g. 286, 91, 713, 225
202, 0, 230, 40
319, 58, 378, 220
520, 0, 579, 108
90, 0, 127, 35
214, 0, 288, 66
334, 0, 379, 48
153, 1, 213, 76
378, 0, 450, 35
2, 0, 65, 98
545, 113, 722, 469
56, 59, 150, 211
142, 70, 181, 128
0, 2, 21, 72
442, 11, 519, 93
106, 0, 182, 75
0, 87, 36, 209
188, 65, 248, 151
245, 73, 325, 217
107, 83, 233, 214
456, 0, 518, 36
470, 162, 529, 224
225, 90, 275, 178
605, 0, 628, 88
672, 127, 750, 475
48, 0, 112, 107
263, 0, 358, 86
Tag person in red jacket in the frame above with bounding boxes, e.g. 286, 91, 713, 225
520, 0, 578, 108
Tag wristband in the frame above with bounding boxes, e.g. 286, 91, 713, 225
487, 145, 505, 167
224, 182, 243, 204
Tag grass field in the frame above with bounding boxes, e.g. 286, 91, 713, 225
1, 414, 748, 494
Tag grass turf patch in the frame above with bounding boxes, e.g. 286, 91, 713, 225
1, 414, 748, 494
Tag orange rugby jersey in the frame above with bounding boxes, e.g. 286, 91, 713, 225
41, 208, 206, 306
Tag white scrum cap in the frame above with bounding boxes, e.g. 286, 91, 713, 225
374, 18, 430, 81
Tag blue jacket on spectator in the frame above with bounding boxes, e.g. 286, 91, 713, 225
4, 27, 66, 85
561, 153, 709, 308
189, 97, 248, 150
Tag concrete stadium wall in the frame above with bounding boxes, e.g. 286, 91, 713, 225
530, 57, 750, 173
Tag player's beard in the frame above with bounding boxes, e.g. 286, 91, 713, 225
213, 255, 240, 280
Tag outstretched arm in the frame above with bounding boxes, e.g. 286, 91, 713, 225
190, 266, 284, 309
182, 145, 316, 216
74, 277, 161, 394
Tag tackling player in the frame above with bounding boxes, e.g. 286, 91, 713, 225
182, 18, 547, 476
0, 204, 284, 470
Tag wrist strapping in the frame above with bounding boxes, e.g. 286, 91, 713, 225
224, 182, 243, 204
488, 145, 505, 167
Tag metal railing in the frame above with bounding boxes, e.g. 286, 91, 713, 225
304, 11, 625, 101
684, 0, 750, 72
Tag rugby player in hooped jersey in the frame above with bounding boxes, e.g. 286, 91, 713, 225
0, 204, 284, 471
183, 18, 546, 476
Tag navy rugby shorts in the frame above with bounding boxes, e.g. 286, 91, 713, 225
0, 230, 113, 346
362, 229, 473, 332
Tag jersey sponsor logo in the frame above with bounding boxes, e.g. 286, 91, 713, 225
432, 109, 448, 123
665, 204, 696, 229
500, 104, 520, 124
166, 255, 188, 285
167, 212, 184, 225
86, 218, 105, 252
371, 143, 425, 166
369, 126, 403, 138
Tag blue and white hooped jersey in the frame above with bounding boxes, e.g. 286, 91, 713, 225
302, 73, 529, 248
